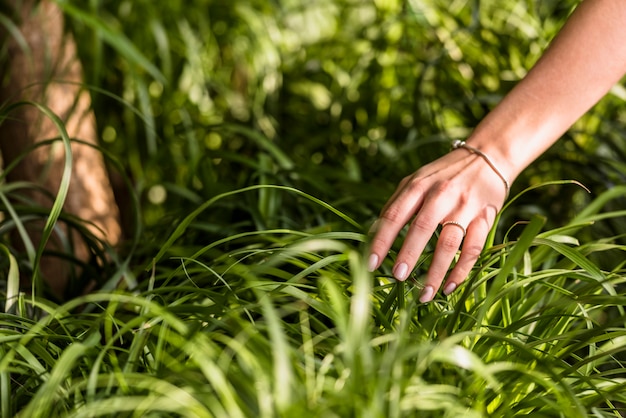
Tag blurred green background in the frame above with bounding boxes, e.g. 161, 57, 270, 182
62, 0, 626, 265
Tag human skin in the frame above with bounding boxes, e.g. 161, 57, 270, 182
368, 0, 626, 303
0, 0, 122, 298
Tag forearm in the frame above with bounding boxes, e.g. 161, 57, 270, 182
468, 0, 626, 182
369, 0, 626, 300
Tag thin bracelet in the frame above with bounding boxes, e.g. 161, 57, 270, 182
452, 139, 510, 198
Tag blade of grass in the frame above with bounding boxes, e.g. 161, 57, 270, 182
55, 1, 166, 84
152, 185, 361, 265
1, 244, 20, 314
0, 185, 37, 266
5, 101, 73, 296
220, 123, 294, 171
487, 180, 589, 248
257, 293, 293, 412
17, 332, 100, 418
477, 214, 546, 328
532, 237, 604, 281
0, 346, 9, 418
0, 12, 31, 69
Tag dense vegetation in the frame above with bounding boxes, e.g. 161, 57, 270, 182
2, 0, 626, 416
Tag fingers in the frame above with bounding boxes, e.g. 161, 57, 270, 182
369, 192, 498, 303
368, 178, 427, 272
420, 205, 497, 302
368, 152, 506, 303
390, 191, 457, 281
419, 219, 467, 302
439, 205, 498, 295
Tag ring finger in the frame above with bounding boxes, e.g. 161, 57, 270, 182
419, 219, 468, 302
442, 205, 498, 295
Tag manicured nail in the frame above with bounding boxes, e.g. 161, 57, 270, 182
419, 286, 435, 303
393, 262, 409, 281
368, 254, 379, 272
443, 282, 457, 296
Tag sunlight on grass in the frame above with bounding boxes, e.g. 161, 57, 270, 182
2, 185, 625, 416
2, 0, 626, 416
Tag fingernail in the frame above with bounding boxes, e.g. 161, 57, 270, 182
393, 262, 409, 281
419, 286, 435, 303
368, 254, 379, 272
443, 282, 457, 296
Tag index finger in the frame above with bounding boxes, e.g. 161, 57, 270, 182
368, 181, 426, 271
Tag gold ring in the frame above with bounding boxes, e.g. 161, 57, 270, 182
441, 221, 466, 237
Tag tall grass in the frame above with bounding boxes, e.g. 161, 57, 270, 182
2, 184, 626, 416
1, 0, 626, 417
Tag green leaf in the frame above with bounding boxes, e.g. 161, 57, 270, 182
55, 1, 166, 84
478, 214, 546, 327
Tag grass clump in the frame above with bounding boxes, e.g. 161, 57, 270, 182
2, 0, 626, 417
2, 186, 626, 417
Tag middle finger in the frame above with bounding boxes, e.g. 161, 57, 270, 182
392, 195, 456, 281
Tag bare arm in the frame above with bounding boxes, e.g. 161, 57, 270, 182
472, 0, 626, 180
369, 0, 626, 303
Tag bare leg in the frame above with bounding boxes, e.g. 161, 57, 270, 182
0, 0, 122, 298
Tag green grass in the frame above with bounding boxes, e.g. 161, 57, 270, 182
2, 0, 626, 416
2, 185, 626, 417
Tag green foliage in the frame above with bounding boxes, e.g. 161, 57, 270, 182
2, 186, 626, 416
61, 0, 626, 251
1, 0, 626, 416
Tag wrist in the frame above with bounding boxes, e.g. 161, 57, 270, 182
452, 140, 510, 197
463, 110, 547, 184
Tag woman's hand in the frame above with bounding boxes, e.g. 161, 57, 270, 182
367, 0, 626, 303
368, 146, 509, 303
